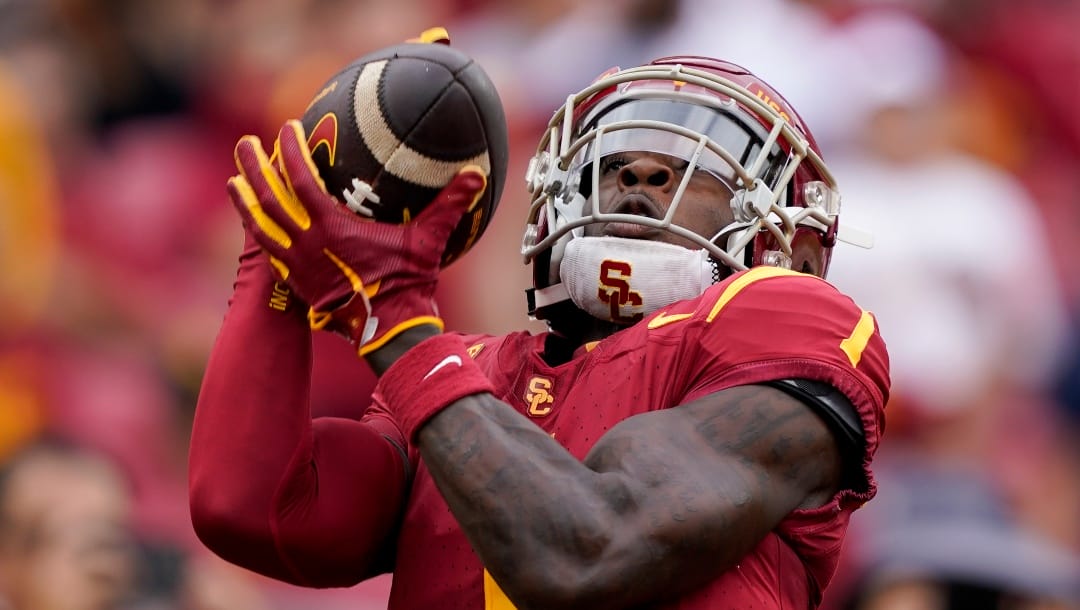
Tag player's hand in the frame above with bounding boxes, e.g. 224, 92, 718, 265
227, 119, 487, 356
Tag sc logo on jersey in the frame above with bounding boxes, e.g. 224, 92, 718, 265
524, 377, 554, 417
598, 260, 644, 323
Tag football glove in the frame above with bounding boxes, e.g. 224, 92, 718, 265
227, 119, 487, 356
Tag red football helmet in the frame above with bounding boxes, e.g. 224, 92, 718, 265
521, 56, 859, 323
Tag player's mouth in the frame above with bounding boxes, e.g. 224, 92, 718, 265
600, 194, 664, 239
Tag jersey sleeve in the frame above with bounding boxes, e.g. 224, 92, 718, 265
678, 268, 891, 604
188, 234, 408, 587
681, 267, 889, 465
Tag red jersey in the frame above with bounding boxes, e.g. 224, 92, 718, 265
190, 244, 888, 609
374, 266, 889, 609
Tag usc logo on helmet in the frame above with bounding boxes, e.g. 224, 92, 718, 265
524, 376, 555, 417
598, 260, 644, 323
749, 85, 791, 123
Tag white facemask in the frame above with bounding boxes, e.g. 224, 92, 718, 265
560, 236, 720, 323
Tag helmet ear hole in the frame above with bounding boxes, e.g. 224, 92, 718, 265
790, 227, 829, 278
748, 227, 828, 277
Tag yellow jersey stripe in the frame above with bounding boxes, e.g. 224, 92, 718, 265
840, 310, 875, 367
706, 267, 804, 322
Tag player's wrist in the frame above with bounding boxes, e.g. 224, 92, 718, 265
374, 333, 493, 442
365, 322, 444, 375
356, 278, 444, 354
310, 289, 375, 345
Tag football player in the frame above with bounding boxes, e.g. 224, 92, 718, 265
189, 51, 889, 609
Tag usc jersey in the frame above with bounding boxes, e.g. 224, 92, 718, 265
373, 267, 889, 609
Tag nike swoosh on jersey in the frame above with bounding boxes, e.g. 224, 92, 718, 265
647, 312, 693, 329
423, 355, 463, 380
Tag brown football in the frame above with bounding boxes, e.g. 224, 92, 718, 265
300, 41, 508, 267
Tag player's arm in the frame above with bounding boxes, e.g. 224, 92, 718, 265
373, 333, 844, 610
188, 234, 409, 588
191, 118, 483, 587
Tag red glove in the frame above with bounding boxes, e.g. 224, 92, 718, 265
227, 119, 487, 356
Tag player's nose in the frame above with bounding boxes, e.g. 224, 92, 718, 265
617, 156, 676, 193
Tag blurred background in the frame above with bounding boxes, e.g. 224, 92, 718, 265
1, 0, 1079, 608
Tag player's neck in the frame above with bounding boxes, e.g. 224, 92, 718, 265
543, 313, 626, 366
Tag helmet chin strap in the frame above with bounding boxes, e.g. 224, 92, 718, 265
558, 236, 720, 324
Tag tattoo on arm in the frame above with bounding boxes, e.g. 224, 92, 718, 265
416, 384, 842, 609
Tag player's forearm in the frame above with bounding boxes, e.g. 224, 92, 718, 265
374, 332, 720, 606
188, 240, 317, 572
416, 396, 660, 609
189, 241, 405, 586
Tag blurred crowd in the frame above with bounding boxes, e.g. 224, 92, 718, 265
1, 0, 1079, 608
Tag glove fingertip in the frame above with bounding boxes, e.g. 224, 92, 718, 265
276, 120, 311, 158
285, 118, 305, 135
234, 134, 260, 153
452, 167, 488, 212
456, 164, 487, 183
226, 173, 247, 189
225, 175, 252, 214
233, 135, 263, 174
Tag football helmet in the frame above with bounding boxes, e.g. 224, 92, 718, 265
521, 56, 868, 324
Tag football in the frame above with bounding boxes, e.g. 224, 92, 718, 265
300, 39, 509, 267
